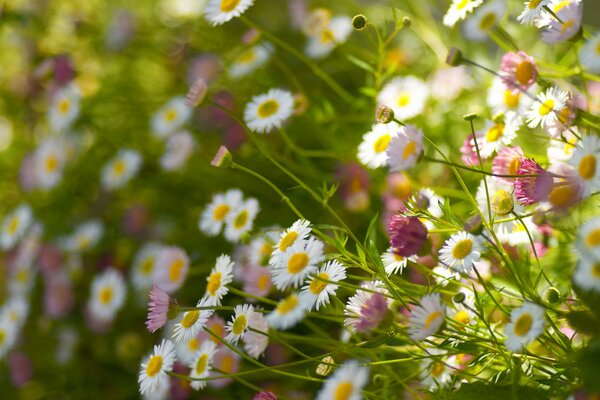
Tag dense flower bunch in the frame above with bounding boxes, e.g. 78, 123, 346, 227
2, 0, 600, 399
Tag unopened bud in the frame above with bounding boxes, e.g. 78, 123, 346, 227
462, 113, 478, 122
545, 287, 561, 305
446, 47, 464, 67
375, 105, 394, 124
185, 78, 208, 107
211, 146, 233, 168
463, 214, 483, 236
453, 292, 466, 304
402, 17, 411, 28
352, 14, 368, 31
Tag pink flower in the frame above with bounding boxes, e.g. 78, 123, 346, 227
492, 146, 525, 183
152, 246, 189, 293
146, 284, 171, 332
242, 264, 272, 300
355, 292, 390, 332
9, 352, 33, 388
499, 51, 538, 92
388, 215, 428, 257
546, 163, 584, 213
253, 391, 278, 400
335, 162, 371, 212
515, 159, 554, 205
44, 274, 74, 319
460, 133, 482, 165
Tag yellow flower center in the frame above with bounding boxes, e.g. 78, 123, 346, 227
479, 13, 496, 31
257, 99, 279, 118
113, 160, 126, 176
287, 252, 309, 274
259, 243, 272, 265
0, 330, 4, 345
334, 381, 354, 400
431, 362, 445, 377
548, 183, 572, 207
516, 61, 535, 86
592, 263, 600, 278
233, 210, 248, 229
393, 179, 412, 199
560, 19, 574, 34
7, 217, 19, 235
99, 287, 113, 305
586, 229, 600, 248
397, 93, 411, 107
220, 355, 234, 373
552, 0, 570, 12
213, 204, 230, 221
508, 157, 521, 176
513, 313, 533, 336
46, 155, 58, 172
454, 310, 470, 325
188, 337, 200, 351
16, 270, 28, 283
146, 355, 163, 377
164, 109, 177, 122
320, 29, 335, 44
491, 189, 514, 216
169, 258, 185, 283
578, 154, 596, 180
257, 274, 270, 290
207, 272, 222, 296
181, 310, 200, 329
596, 42, 600, 55
210, 323, 225, 344
424, 311, 442, 329
232, 314, 247, 335
456, 0, 471, 10
279, 231, 298, 252
452, 239, 473, 260
504, 90, 520, 109
195, 354, 209, 374
308, 272, 330, 295
403, 141, 418, 159
528, 0, 543, 9
276, 294, 299, 315
58, 98, 71, 114
373, 134, 391, 154
485, 124, 504, 142
238, 49, 257, 64
141, 257, 154, 275
539, 99, 555, 116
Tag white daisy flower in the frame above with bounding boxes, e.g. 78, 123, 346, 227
487, 77, 535, 116
204, 0, 254, 26
152, 246, 189, 294
357, 122, 399, 169
575, 217, 600, 261
316, 360, 369, 400
302, 8, 332, 36
270, 219, 312, 267
224, 197, 260, 242
1, 296, 30, 331
500, 216, 539, 247
377, 76, 429, 121
408, 293, 446, 341
101, 148, 142, 190
152, 97, 192, 138
0, 314, 17, 359
132, 243, 163, 291
526, 87, 569, 129
386, 124, 423, 172
517, 0, 551, 25
439, 231, 482, 274
428, 67, 473, 101
266, 293, 305, 330
271, 237, 325, 290
443, 0, 484, 28
476, 178, 525, 235
1, 204, 33, 250
574, 258, 600, 293
463, 0, 506, 41
420, 350, 453, 390
173, 297, 214, 343
451, 288, 477, 327
305, 16, 352, 59
540, 2, 582, 44
199, 189, 244, 236
474, 114, 520, 159
299, 260, 346, 311
344, 281, 391, 332
504, 302, 545, 352
138, 339, 177, 396
567, 135, 600, 197
48, 84, 81, 132
88, 268, 127, 322
189, 341, 217, 390
62, 220, 104, 253
225, 303, 255, 344
175, 334, 203, 365
203, 254, 235, 306
411, 188, 444, 229
243, 88, 294, 133
248, 229, 280, 267
242, 311, 269, 358
34, 137, 66, 189
546, 129, 578, 162
230, 42, 272, 78
381, 248, 416, 275
160, 130, 196, 171
580, 33, 600, 74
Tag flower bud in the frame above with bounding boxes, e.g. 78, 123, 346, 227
352, 14, 368, 31
463, 214, 483, 236
544, 287, 561, 305
211, 145, 233, 168
375, 105, 394, 124
453, 292, 466, 304
462, 113, 478, 122
402, 17, 411, 28
446, 47, 464, 67
388, 215, 428, 257
185, 78, 207, 107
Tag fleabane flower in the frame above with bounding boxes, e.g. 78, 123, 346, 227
88, 268, 127, 322
377, 76, 429, 121
1, 204, 33, 250
224, 197, 260, 243
266, 293, 305, 330
299, 260, 347, 311
526, 87, 568, 130
443, 0, 484, 28
173, 297, 214, 343
0, 314, 17, 359
499, 51, 538, 92
487, 77, 535, 116
574, 258, 600, 293
420, 349, 454, 390
272, 237, 324, 290
514, 159, 554, 205
138, 339, 176, 396
344, 281, 391, 332
62, 220, 103, 252
580, 33, 600, 74
204, 0, 255, 26
225, 303, 255, 344
408, 293, 446, 341
243, 311, 269, 358
316, 360, 369, 400
305, 16, 353, 59
160, 130, 196, 171
439, 231, 482, 273
473, 114, 520, 159
540, 2, 582, 44
567, 135, 600, 197
504, 303, 545, 352
132, 243, 163, 291
152, 246, 189, 294
101, 149, 142, 191
48, 84, 81, 132
517, 0, 551, 25
462, 0, 506, 41
199, 189, 244, 237
34, 138, 66, 189
146, 284, 172, 333
243, 89, 294, 133
476, 178, 525, 235
386, 124, 423, 172
230, 43, 272, 78
381, 247, 416, 275
576, 217, 600, 261
357, 122, 400, 169
492, 146, 525, 183
152, 97, 191, 138
189, 341, 217, 390
270, 219, 312, 267
388, 215, 428, 257
203, 254, 235, 306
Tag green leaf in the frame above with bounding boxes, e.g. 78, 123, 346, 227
346, 55, 375, 73
446, 382, 548, 400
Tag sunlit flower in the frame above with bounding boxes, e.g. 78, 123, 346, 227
499, 51, 538, 92
504, 303, 545, 352
101, 149, 142, 190
580, 33, 600, 74
576, 217, 600, 261
160, 130, 196, 171
439, 231, 482, 273
344, 281, 391, 332
204, 0, 255, 26
173, 297, 214, 343
377, 76, 429, 121
386, 124, 423, 172
152, 97, 192, 138
473, 114, 520, 159
492, 146, 525, 183
266, 293, 305, 330
428, 67, 473, 101
540, 2, 582, 44
88, 268, 127, 322
305, 16, 353, 59
48, 84, 81, 132
224, 197, 260, 242
225, 303, 255, 344
244, 88, 294, 133
408, 293, 446, 341
248, 229, 279, 267
357, 122, 399, 169
420, 350, 453, 390
272, 237, 324, 290
1, 204, 33, 250
462, 0, 506, 41
299, 260, 346, 311
514, 159, 554, 205
138, 339, 176, 396
316, 360, 369, 400
230, 43, 272, 78
443, 0, 484, 27
132, 243, 163, 291
153, 246, 189, 294
567, 135, 600, 197
517, 0, 551, 25
574, 258, 600, 293
199, 189, 244, 236
270, 219, 312, 267
189, 341, 217, 390
487, 77, 535, 116
476, 178, 525, 234
546, 129, 578, 162
203, 254, 235, 306
543, 163, 584, 213
388, 215, 428, 257
381, 247, 416, 275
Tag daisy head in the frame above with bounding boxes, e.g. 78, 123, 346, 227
526, 87, 569, 130
545, 163, 583, 213
272, 237, 325, 290
492, 146, 525, 183
243, 88, 294, 133
204, 254, 235, 306
48, 84, 81, 132
152, 246, 189, 294
574, 258, 600, 293
386, 124, 423, 172
266, 293, 305, 330
377, 76, 429, 121
152, 97, 192, 138
439, 231, 482, 274
224, 197, 260, 243
443, 0, 484, 28
101, 149, 142, 191
270, 219, 312, 266
517, 0, 551, 25
473, 114, 520, 159
160, 130, 196, 171
344, 281, 391, 332
34, 138, 66, 189
1, 204, 33, 250
504, 302, 545, 352
204, 0, 255, 26
381, 247, 416, 275
487, 77, 535, 115
305, 16, 353, 59
357, 122, 400, 169
476, 178, 524, 234
146, 284, 173, 333
568, 135, 600, 197
242, 264, 273, 298
576, 217, 600, 261
88, 268, 127, 322
225, 303, 255, 344
462, 0, 506, 41
189, 340, 217, 390
499, 51, 538, 92
132, 243, 163, 291
172, 297, 214, 343
514, 158, 554, 205
408, 293, 446, 341
387, 215, 428, 258
208, 347, 240, 389
138, 339, 176, 396
299, 260, 347, 311
420, 350, 453, 390
547, 129, 578, 162
229, 42, 272, 78
242, 311, 269, 359
316, 360, 369, 400
248, 229, 279, 267
199, 189, 244, 237
580, 33, 600, 74
540, 2, 582, 44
